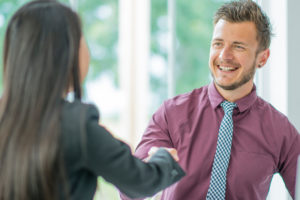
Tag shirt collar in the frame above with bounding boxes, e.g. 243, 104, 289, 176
208, 82, 258, 113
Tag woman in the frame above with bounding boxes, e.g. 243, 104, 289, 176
0, 1, 185, 200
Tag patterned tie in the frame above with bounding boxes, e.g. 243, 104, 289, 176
206, 101, 237, 200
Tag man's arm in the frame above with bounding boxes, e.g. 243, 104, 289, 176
135, 102, 175, 160
120, 103, 176, 200
278, 119, 300, 198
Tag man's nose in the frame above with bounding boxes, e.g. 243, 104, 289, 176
219, 46, 233, 60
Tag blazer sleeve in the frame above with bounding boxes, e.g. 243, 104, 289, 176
82, 104, 185, 199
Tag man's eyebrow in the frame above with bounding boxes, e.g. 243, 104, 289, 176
212, 38, 223, 42
233, 41, 248, 46
211, 39, 249, 47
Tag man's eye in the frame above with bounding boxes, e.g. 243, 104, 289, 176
235, 45, 245, 50
213, 42, 222, 47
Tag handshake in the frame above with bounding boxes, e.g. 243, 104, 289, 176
145, 147, 179, 162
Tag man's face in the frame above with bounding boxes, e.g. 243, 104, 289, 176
209, 19, 261, 90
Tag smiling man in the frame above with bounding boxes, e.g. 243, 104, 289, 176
120, 1, 300, 200
209, 18, 269, 102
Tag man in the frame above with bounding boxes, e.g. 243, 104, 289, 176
121, 0, 300, 199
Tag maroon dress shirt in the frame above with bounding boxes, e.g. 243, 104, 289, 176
121, 82, 300, 200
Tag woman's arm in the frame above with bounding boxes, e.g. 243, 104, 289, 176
83, 105, 185, 199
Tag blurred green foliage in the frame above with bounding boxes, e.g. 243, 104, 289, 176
77, 0, 118, 85
175, 0, 222, 94
150, 0, 224, 102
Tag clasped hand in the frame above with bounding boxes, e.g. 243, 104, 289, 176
145, 147, 179, 162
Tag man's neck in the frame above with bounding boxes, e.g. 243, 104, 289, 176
214, 81, 254, 102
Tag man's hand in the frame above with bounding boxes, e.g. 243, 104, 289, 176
146, 147, 179, 162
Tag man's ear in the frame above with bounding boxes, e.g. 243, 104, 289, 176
257, 48, 270, 68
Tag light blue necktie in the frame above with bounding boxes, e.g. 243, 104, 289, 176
206, 101, 237, 200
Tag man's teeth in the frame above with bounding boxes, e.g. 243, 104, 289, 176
219, 66, 236, 71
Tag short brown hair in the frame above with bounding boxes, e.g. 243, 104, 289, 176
214, 0, 272, 51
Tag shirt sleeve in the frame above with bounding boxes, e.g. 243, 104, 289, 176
277, 118, 300, 198
133, 102, 175, 160
120, 102, 177, 200
82, 104, 185, 199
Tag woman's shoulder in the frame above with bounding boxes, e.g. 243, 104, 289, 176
62, 99, 98, 114
60, 100, 100, 168
61, 100, 100, 139
62, 100, 99, 121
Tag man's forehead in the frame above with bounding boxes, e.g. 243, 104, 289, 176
212, 19, 258, 44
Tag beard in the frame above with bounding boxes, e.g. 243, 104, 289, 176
211, 58, 257, 91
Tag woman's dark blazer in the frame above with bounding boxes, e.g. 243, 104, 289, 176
60, 100, 185, 199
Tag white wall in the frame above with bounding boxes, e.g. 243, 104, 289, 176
287, 0, 300, 132
259, 0, 300, 199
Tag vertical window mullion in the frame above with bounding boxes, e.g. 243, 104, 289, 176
167, 0, 176, 98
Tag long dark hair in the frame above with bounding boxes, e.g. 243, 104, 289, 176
0, 0, 82, 199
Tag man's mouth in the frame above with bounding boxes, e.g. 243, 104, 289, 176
217, 65, 238, 72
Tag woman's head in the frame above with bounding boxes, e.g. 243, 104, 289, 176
0, 1, 86, 199
3, 0, 85, 100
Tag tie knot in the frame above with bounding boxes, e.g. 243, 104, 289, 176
221, 101, 236, 114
